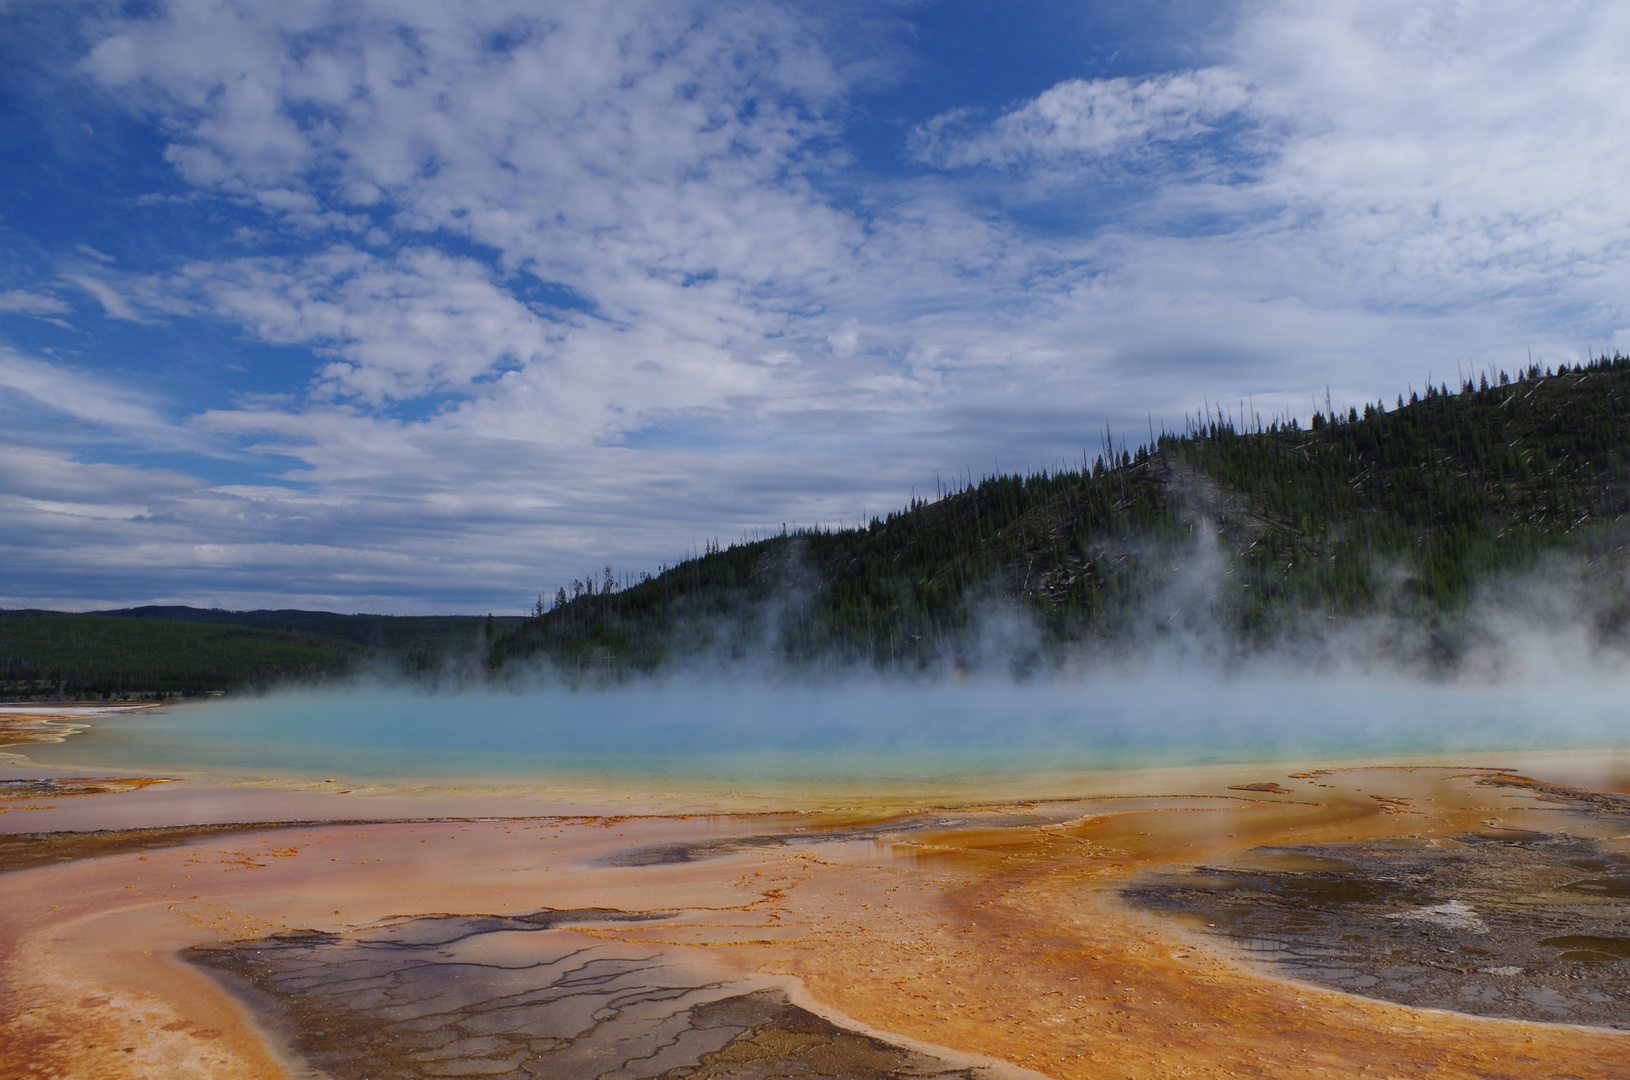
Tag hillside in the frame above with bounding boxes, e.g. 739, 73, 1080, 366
88, 607, 523, 659
0, 614, 362, 699
492, 355, 1630, 676
0, 609, 523, 700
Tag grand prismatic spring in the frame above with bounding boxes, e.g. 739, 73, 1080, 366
3, 679, 1630, 1080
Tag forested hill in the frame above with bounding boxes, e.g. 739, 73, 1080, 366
0, 609, 524, 700
493, 355, 1630, 675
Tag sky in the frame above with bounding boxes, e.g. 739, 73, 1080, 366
3, 0, 1629, 615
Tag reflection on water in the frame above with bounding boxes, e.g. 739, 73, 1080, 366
21, 675, 1630, 784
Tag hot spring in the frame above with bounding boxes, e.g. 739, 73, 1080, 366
19, 671, 1630, 788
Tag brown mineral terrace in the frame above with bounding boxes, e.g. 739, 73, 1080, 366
1, 749, 1629, 1079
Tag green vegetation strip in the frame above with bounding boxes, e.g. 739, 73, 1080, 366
0, 615, 359, 697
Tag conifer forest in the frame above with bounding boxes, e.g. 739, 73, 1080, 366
494, 356, 1630, 676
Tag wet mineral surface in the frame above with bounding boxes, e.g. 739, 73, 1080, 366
189, 908, 990, 1080
1127, 777, 1630, 1027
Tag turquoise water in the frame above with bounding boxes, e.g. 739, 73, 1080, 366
20, 675, 1630, 785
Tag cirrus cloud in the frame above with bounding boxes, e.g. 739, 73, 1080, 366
909, 67, 1254, 169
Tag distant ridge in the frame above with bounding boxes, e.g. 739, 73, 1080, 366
82, 606, 522, 651
90, 605, 355, 620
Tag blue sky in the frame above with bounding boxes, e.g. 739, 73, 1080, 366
4, 0, 1629, 614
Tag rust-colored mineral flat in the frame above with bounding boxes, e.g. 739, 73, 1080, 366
1, 762, 1627, 1079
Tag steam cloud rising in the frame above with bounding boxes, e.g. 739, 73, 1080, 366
33, 526, 1630, 787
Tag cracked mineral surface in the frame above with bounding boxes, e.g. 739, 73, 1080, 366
189, 910, 987, 1080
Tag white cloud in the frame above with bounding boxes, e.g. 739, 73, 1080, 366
909, 68, 1252, 168
0, 290, 70, 317
15, 0, 1629, 610
62, 273, 150, 322
0, 418, 931, 612
82, 1, 878, 438
892, 0, 1630, 395
0, 348, 199, 449
1236, 0, 1630, 305
168, 246, 562, 407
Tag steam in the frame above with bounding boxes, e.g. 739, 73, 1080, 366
21, 517, 1630, 788
25, 522, 1630, 788
29, 661, 1630, 786
492, 511, 1630, 689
